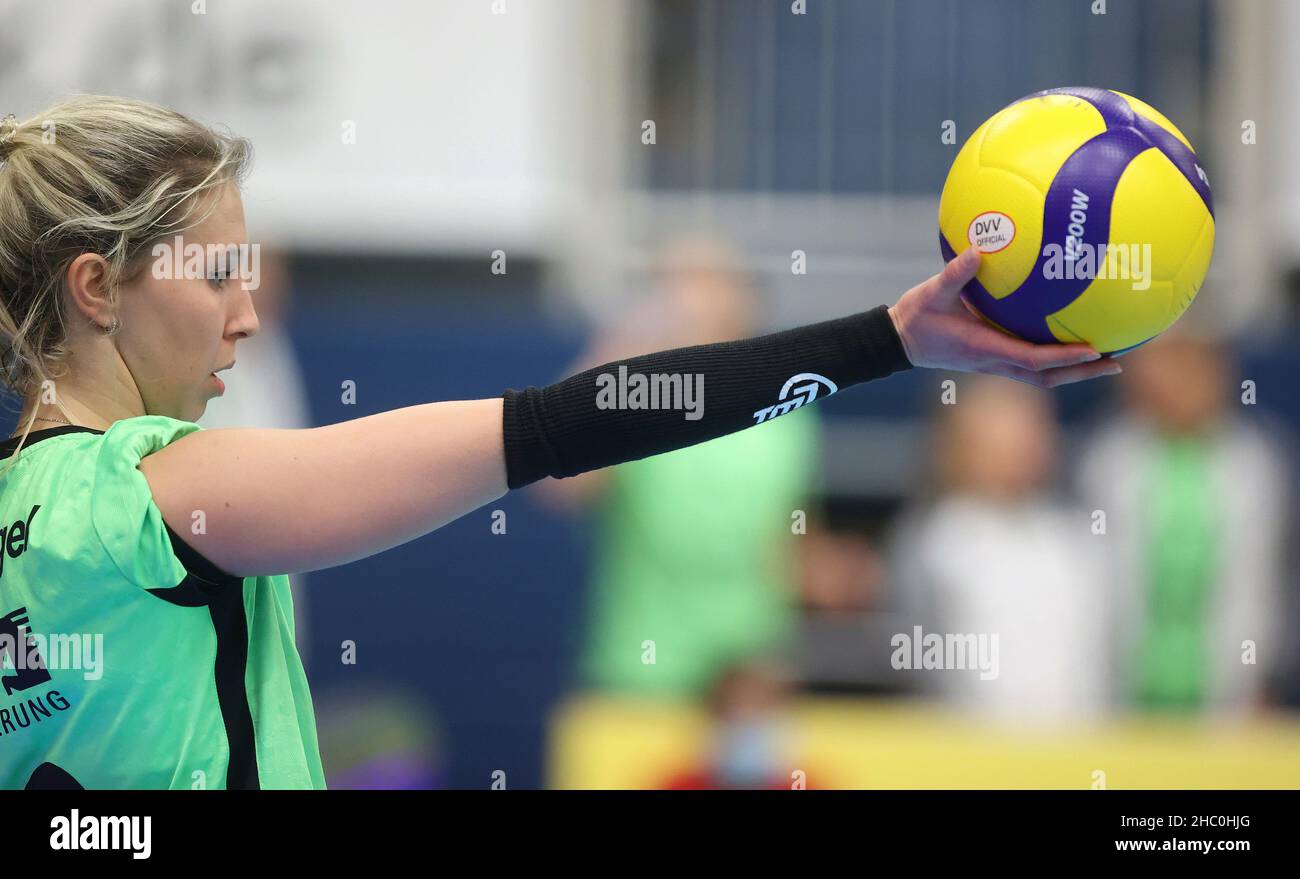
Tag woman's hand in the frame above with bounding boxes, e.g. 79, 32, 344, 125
888, 246, 1123, 387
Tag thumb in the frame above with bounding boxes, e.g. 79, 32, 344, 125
936, 246, 981, 297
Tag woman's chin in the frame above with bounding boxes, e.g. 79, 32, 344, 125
180, 396, 211, 424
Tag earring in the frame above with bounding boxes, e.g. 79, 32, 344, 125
102, 317, 121, 335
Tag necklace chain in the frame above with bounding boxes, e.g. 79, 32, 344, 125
6, 415, 77, 439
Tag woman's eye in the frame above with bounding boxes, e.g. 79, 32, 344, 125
209, 273, 229, 290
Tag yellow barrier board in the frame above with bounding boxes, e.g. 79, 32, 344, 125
549, 695, 1300, 789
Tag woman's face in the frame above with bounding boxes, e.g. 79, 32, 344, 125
115, 182, 260, 422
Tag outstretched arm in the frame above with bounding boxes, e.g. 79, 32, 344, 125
139, 247, 1119, 578
140, 398, 509, 577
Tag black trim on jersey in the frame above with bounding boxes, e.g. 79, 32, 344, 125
3, 422, 261, 790
202, 584, 260, 790
150, 528, 259, 790
25, 762, 85, 790
0, 424, 106, 458
165, 524, 244, 587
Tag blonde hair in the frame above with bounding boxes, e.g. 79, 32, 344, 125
0, 94, 251, 446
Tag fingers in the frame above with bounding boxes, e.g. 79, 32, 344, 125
936, 246, 981, 297
969, 319, 1121, 386
989, 357, 1122, 388
973, 325, 1102, 371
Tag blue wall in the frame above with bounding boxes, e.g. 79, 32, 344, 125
285, 287, 591, 789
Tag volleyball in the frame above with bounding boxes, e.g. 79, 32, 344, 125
939, 87, 1215, 356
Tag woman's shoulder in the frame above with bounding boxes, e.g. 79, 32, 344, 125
1, 415, 211, 593
0, 414, 201, 464
98, 415, 204, 455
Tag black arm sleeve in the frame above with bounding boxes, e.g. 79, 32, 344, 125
501, 304, 911, 489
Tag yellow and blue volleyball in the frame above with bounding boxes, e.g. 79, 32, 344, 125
939, 87, 1214, 356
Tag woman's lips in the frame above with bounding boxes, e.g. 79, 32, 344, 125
210, 372, 226, 394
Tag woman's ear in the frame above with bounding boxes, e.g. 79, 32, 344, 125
64, 253, 116, 329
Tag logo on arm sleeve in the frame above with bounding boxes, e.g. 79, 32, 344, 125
752, 373, 839, 424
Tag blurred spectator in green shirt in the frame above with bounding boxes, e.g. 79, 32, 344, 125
539, 241, 820, 697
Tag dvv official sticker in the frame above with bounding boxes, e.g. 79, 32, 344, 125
967, 211, 1015, 253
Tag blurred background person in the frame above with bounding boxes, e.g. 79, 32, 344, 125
1075, 329, 1292, 715
538, 240, 821, 699
796, 512, 887, 615
660, 658, 819, 790
891, 376, 1109, 726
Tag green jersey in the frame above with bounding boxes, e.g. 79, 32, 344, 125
0, 416, 324, 789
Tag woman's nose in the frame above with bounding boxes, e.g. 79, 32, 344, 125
231, 287, 261, 340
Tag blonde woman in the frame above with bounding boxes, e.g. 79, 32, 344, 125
0, 96, 1118, 790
